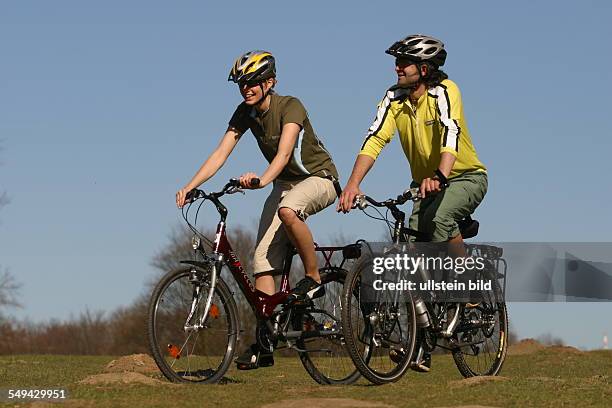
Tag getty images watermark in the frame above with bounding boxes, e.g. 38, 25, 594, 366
355, 242, 612, 302
371, 252, 492, 293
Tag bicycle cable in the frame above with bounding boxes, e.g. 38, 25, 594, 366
359, 205, 395, 240
194, 197, 214, 247
361, 205, 386, 223
384, 208, 395, 240
182, 198, 214, 247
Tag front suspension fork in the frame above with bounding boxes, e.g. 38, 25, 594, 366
182, 260, 220, 332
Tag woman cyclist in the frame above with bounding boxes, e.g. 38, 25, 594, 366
176, 50, 340, 369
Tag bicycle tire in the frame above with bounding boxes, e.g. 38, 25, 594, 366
147, 266, 238, 383
294, 267, 362, 385
451, 277, 508, 377
341, 258, 417, 384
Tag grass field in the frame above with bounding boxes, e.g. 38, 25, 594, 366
0, 347, 610, 407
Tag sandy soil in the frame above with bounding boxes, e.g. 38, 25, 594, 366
448, 376, 510, 388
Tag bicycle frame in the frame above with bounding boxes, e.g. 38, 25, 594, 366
211, 220, 354, 318
182, 185, 356, 325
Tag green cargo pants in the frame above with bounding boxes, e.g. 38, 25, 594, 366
409, 171, 488, 242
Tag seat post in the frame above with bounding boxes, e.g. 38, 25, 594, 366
279, 245, 296, 292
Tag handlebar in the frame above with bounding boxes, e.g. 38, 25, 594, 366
353, 187, 421, 210
186, 177, 260, 203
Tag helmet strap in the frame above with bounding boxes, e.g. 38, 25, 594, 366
409, 64, 428, 91
254, 82, 272, 111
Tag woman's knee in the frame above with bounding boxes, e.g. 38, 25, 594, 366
278, 206, 298, 225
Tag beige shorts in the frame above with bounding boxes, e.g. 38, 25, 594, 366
253, 177, 337, 274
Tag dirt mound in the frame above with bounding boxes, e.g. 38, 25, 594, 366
449, 376, 509, 388
544, 345, 584, 355
104, 353, 159, 374
507, 338, 546, 355
260, 398, 395, 408
79, 372, 172, 386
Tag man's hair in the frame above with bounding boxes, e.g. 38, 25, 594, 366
422, 63, 448, 88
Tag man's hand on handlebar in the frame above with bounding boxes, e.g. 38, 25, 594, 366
337, 183, 363, 214
419, 177, 443, 198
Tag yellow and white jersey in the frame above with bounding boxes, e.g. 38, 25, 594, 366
360, 79, 486, 183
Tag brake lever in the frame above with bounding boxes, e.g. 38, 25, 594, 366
226, 186, 245, 195
352, 195, 368, 210
402, 187, 422, 202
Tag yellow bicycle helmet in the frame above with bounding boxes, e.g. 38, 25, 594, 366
228, 50, 276, 84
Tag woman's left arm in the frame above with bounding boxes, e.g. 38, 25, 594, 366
256, 122, 300, 187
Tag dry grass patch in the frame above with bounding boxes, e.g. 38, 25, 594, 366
448, 376, 509, 388
79, 371, 172, 386
260, 398, 395, 408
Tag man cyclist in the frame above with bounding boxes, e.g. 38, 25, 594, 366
338, 35, 488, 372
176, 50, 340, 369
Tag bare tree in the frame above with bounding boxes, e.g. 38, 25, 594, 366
0, 144, 20, 319
0, 270, 20, 310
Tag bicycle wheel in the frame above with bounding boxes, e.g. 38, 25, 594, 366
452, 276, 508, 377
341, 259, 417, 384
147, 266, 238, 383
294, 267, 361, 385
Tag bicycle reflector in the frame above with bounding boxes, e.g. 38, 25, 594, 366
209, 304, 220, 319
167, 344, 181, 359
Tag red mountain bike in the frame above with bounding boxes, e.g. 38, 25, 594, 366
147, 178, 363, 384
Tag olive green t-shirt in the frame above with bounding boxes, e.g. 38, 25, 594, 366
229, 94, 339, 182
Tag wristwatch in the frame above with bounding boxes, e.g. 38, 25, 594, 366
433, 169, 450, 188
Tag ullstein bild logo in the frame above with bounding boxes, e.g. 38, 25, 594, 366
372, 278, 492, 292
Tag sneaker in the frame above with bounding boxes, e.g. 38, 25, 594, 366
287, 277, 325, 303
235, 344, 274, 370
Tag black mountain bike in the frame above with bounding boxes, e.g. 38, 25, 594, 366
341, 187, 508, 384
147, 178, 362, 384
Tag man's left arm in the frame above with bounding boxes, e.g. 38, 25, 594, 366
421, 83, 463, 196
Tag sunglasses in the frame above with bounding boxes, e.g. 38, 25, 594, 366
395, 57, 418, 67
237, 79, 262, 88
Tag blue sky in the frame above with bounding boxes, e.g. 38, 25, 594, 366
1, 1, 611, 349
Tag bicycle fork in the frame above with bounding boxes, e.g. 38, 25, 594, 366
183, 260, 220, 332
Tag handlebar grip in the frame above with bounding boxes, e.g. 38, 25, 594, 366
229, 177, 260, 188
185, 189, 198, 202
